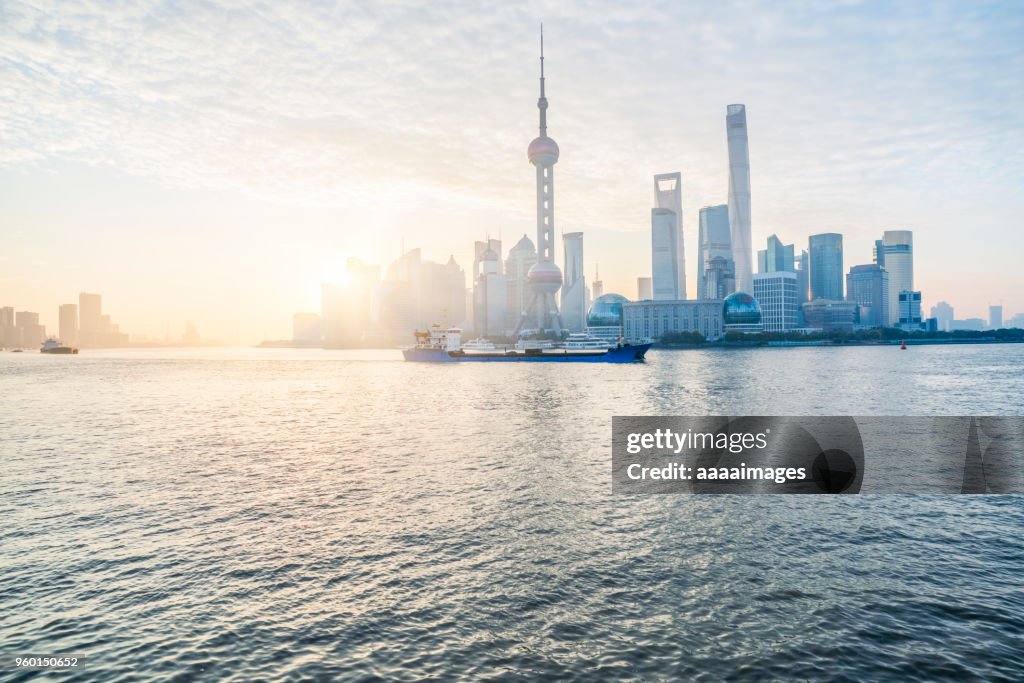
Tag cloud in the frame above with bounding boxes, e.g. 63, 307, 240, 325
1, 0, 1022, 313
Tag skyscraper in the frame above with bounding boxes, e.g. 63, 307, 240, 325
473, 238, 503, 280
931, 301, 954, 332
78, 292, 102, 339
796, 250, 809, 303
846, 264, 889, 327
726, 104, 753, 294
516, 28, 563, 335
0, 306, 15, 348
59, 303, 78, 346
561, 232, 586, 331
703, 257, 734, 300
15, 311, 46, 347
762, 234, 795, 273
637, 277, 653, 301
808, 233, 844, 301
591, 265, 603, 299
989, 305, 1003, 330
505, 234, 537, 331
898, 291, 923, 328
698, 205, 732, 299
473, 244, 507, 337
651, 172, 685, 300
876, 231, 913, 325
753, 272, 798, 331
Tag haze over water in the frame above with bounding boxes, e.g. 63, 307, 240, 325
2, 345, 1023, 680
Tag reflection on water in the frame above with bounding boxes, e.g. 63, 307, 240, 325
1, 345, 1022, 680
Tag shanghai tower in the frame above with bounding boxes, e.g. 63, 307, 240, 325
726, 104, 753, 294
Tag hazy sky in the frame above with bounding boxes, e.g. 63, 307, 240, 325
2, 0, 1022, 341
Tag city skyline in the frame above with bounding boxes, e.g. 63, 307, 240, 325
2, 1, 1022, 342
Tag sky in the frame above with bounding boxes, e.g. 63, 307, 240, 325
1, 0, 1022, 342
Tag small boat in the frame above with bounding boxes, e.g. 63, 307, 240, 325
40, 338, 78, 354
461, 338, 497, 350
560, 332, 614, 350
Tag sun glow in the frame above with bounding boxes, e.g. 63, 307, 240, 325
320, 257, 351, 287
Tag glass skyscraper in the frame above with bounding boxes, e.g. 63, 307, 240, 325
698, 205, 732, 299
876, 231, 913, 325
726, 104, 753, 294
846, 263, 889, 327
808, 233, 844, 301
760, 234, 795, 273
651, 173, 685, 300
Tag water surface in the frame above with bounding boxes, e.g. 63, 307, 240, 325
2, 345, 1022, 680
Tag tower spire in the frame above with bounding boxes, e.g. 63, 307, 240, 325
538, 24, 548, 137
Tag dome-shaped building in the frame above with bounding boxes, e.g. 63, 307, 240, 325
722, 292, 763, 333
586, 293, 630, 341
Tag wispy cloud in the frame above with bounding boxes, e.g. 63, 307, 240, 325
1, 0, 1022, 326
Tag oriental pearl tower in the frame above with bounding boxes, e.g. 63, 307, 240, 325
515, 26, 564, 336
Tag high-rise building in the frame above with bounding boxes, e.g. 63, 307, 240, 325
876, 231, 913, 325
726, 104, 753, 293
846, 264, 889, 328
796, 249, 809, 327
15, 311, 46, 348
59, 304, 78, 346
75, 292, 128, 347
591, 265, 603, 299
931, 301, 954, 332
898, 290, 923, 328
379, 249, 465, 341
796, 250, 809, 303
651, 172, 685, 300
703, 256, 735, 301
78, 292, 102, 338
752, 272, 798, 331
561, 232, 586, 331
697, 205, 732, 299
517, 29, 564, 335
989, 305, 1003, 330
0, 306, 15, 348
637, 277, 653, 301
444, 256, 468, 328
762, 234, 795, 273
651, 209, 683, 300
808, 233, 844, 301
473, 244, 507, 337
505, 234, 537, 331
473, 239, 503, 279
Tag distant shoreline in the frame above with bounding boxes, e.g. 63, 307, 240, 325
657, 338, 1024, 350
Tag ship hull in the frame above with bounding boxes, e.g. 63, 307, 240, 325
403, 343, 651, 363
41, 347, 78, 354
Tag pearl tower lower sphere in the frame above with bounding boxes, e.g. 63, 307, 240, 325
527, 260, 562, 294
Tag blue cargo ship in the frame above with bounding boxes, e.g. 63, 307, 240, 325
402, 327, 651, 363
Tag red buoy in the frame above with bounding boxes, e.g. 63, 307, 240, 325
900, 339, 907, 350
